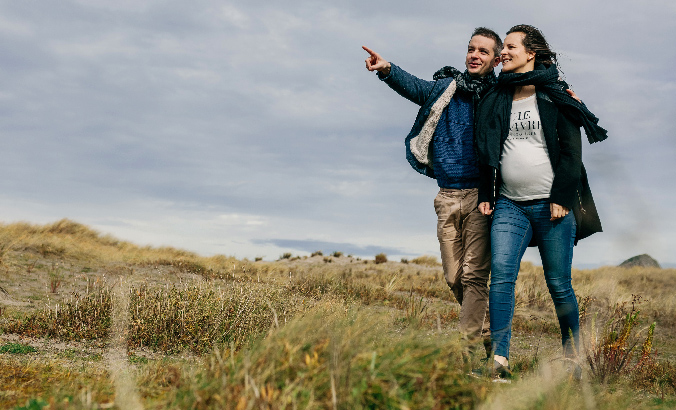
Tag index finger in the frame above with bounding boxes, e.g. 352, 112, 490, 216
362, 45, 377, 57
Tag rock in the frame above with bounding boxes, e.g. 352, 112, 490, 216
619, 254, 661, 268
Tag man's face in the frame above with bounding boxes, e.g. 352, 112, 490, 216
465, 35, 500, 77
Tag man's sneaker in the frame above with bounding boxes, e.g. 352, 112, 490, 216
461, 337, 492, 365
483, 336, 492, 359
471, 359, 513, 383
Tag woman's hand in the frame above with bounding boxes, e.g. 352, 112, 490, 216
478, 202, 493, 216
550, 203, 570, 221
566, 89, 581, 103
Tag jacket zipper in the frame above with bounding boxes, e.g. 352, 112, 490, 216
493, 168, 498, 209
577, 189, 586, 214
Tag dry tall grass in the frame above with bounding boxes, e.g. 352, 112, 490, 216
0, 220, 675, 409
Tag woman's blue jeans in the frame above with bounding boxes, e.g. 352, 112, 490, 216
489, 196, 579, 359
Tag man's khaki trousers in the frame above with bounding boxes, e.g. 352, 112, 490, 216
434, 188, 491, 340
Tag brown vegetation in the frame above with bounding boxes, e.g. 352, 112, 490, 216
0, 219, 674, 409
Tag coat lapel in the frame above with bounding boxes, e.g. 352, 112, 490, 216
536, 92, 560, 164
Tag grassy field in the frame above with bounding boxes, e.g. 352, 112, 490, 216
0, 219, 674, 409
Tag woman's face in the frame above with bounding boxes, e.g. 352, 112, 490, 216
500, 32, 536, 73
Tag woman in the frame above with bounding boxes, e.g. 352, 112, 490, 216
475, 25, 606, 378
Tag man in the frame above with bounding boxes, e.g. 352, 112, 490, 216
363, 28, 502, 352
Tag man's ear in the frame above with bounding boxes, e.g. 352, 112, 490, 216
492, 56, 500, 67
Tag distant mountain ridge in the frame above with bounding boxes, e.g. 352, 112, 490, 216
619, 254, 661, 268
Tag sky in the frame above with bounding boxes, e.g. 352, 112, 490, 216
0, 0, 674, 267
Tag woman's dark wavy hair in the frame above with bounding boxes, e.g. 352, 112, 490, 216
506, 24, 557, 66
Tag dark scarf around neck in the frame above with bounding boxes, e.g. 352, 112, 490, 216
433, 66, 497, 101
475, 64, 608, 168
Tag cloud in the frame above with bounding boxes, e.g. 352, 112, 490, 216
0, 0, 674, 267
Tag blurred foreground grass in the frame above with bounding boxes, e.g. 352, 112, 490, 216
0, 219, 674, 409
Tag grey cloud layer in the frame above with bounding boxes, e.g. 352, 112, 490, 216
0, 0, 674, 265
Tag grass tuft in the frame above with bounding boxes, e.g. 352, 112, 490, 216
1, 284, 112, 341
374, 253, 387, 264
127, 282, 305, 354
160, 301, 484, 409
0, 343, 37, 354
410, 255, 441, 266
0, 356, 114, 409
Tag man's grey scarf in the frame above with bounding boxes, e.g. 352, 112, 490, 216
433, 66, 498, 101
409, 67, 497, 165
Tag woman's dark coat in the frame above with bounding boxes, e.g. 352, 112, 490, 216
476, 90, 602, 244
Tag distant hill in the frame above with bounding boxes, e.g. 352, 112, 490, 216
619, 254, 661, 268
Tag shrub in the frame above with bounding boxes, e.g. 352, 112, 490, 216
632, 356, 676, 397
145, 258, 215, 276
49, 276, 61, 294
410, 255, 440, 266
48, 263, 63, 293
332, 251, 343, 258
1, 285, 112, 341
374, 253, 387, 264
127, 283, 303, 354
311, 251, 323, 257
286, 271, 390, 305
583, 295, 656, 383
279, 252, 293, 260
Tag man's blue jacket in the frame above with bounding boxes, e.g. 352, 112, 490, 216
378, 63, 477, 186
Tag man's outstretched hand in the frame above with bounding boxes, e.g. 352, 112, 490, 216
363, 46, 391, 76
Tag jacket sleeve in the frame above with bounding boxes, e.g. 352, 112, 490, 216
478, 165, 495, 206
377, 63, 436, 107
549, 111, 582, 209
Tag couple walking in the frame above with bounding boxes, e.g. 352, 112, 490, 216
364, 25, 606, 378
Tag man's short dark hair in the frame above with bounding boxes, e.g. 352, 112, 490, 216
471, 27, 502, 58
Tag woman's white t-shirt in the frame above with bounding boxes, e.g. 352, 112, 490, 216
499, 94, 554, 201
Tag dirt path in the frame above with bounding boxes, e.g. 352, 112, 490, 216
104, 276, 144, 410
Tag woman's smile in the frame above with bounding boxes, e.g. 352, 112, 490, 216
500, 32, 535, 73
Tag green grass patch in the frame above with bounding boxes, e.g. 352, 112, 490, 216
128, 353, 149, 364
0, 343, 37, 354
